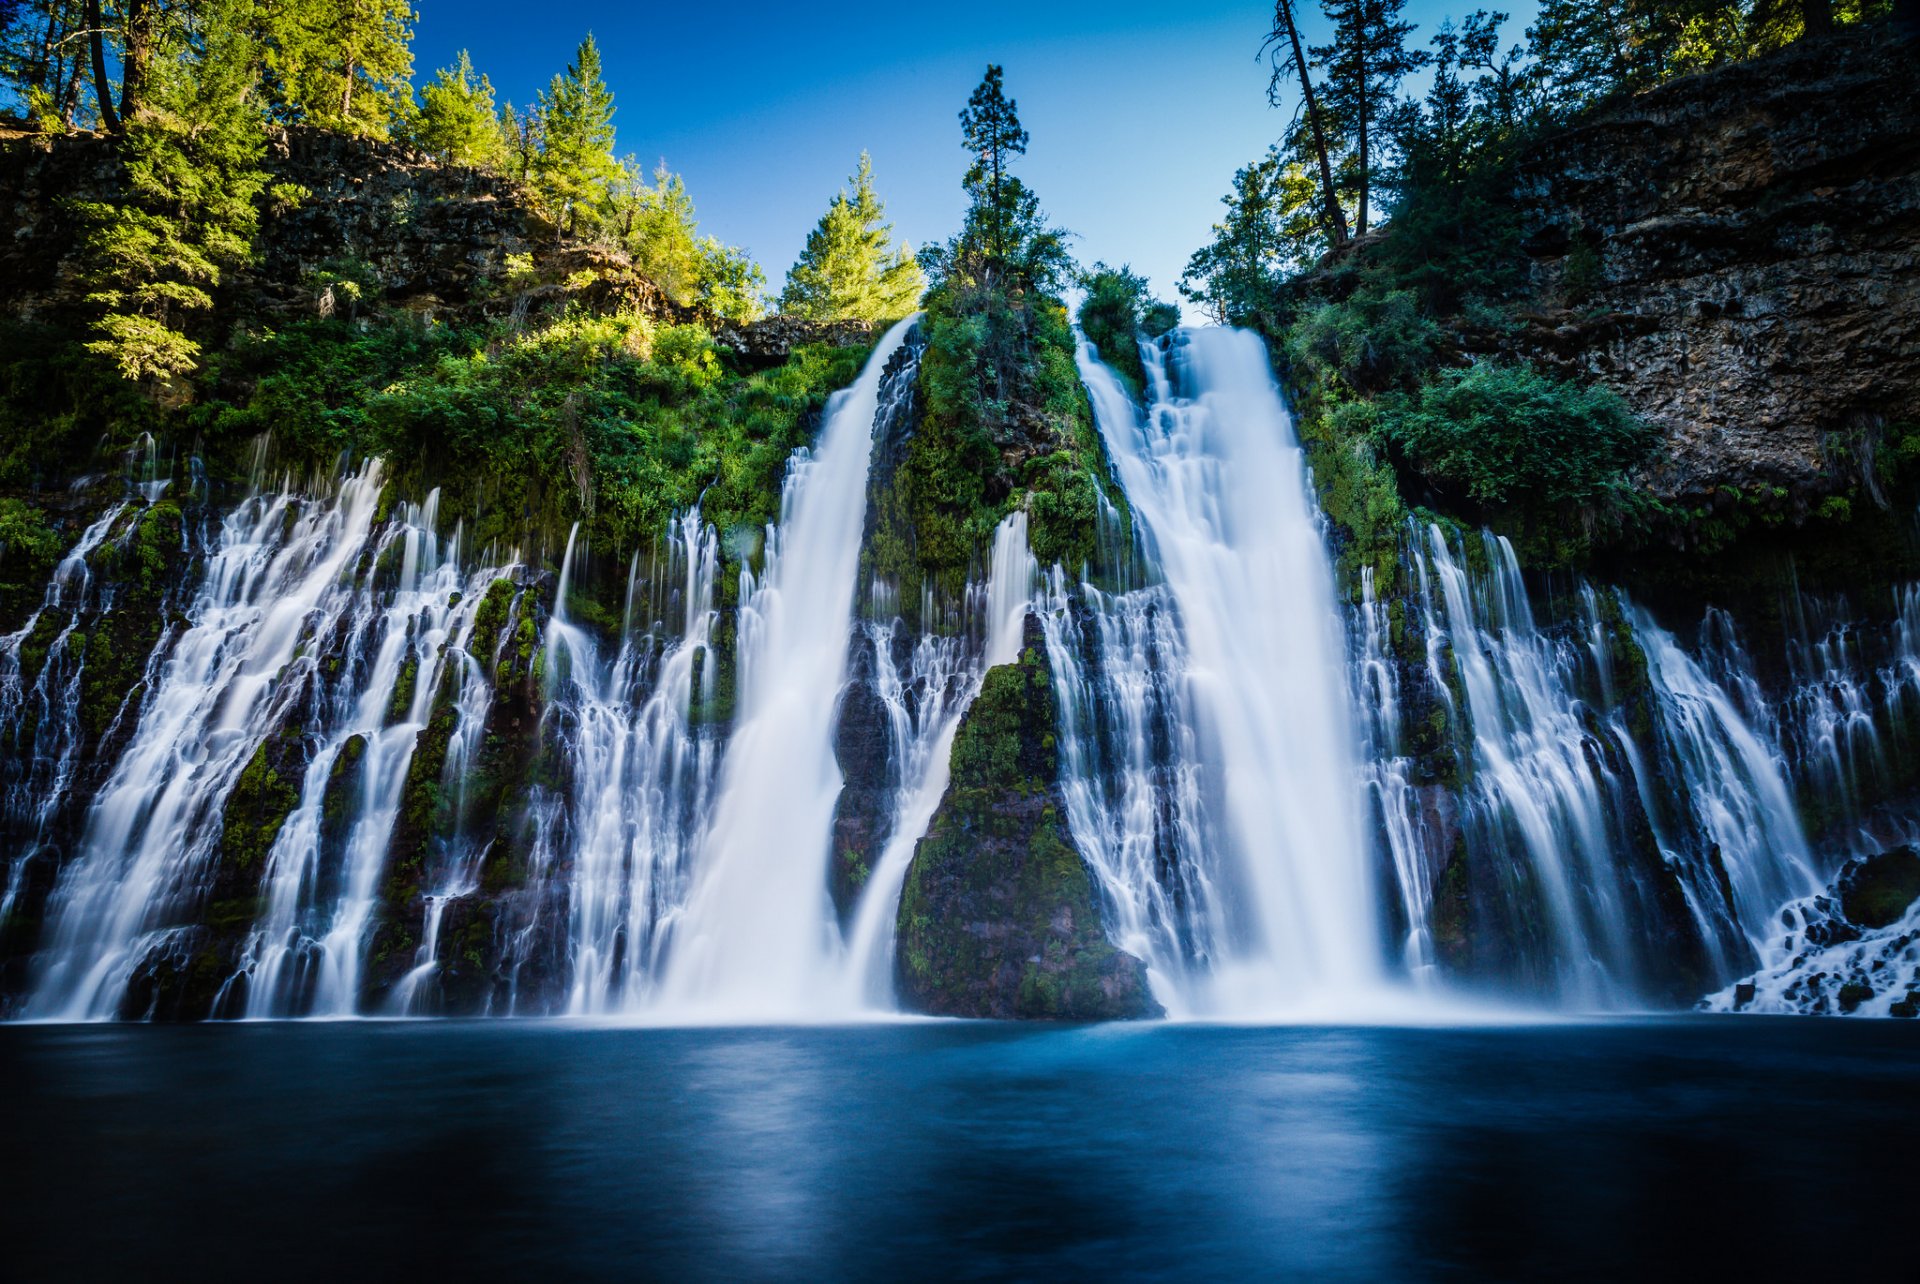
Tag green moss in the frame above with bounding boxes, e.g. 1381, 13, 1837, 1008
894, 623, 1157, 1019
222, 738, 302, 874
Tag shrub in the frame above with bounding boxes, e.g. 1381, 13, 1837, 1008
1374, 361, 1658, 510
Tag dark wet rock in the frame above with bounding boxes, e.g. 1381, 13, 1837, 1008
829, 640, 894, 925
1835, 844, 1920, 929
895, 614, 1159, 1020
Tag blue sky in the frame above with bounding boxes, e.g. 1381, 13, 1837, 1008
415, 1, 1537, 310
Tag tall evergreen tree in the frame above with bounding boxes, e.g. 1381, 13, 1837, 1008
70, 0, 269, 379
1264, 0, 1350, 246
1312, 0, 1429, 237
957, 64, 1028, 267
0, 1, 92, 127
413, 49, 502, 168
1179, 148, 1323, 322
535, 33, 621, 236
780, 153, 925, 322
497, 98, 540, 182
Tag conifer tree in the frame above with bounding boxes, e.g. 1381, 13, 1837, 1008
261, 0, 415, 138
1179, 148, 1324, 322
535, 33, 621, 236
71, 0, 269, 379
780, 153, 925, 322
497, 99, 541, 182
1312, 0, 1429, 237
413, 49, 502, 169
0, 1, 92, 127
958, 64, 1027, 265
1264, 0, 1350, 247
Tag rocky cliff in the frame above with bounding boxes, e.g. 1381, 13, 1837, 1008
1509, 28, 1920, 517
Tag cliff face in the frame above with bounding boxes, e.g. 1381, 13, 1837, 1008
1511, 29, 1920, 512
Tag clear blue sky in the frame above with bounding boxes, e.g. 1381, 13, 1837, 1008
414, 0, 1537, 311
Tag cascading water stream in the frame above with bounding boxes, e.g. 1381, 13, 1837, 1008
546, 514, 722, 1015
0, 500, 131, 925
1074, 329, 1376, 1014
30, 465, 390, 1017
832, 512, 1037, 1010
656, 316, 917, 1017
239, 490, 505, 1017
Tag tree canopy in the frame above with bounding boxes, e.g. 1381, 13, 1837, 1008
781, 153, 925, 323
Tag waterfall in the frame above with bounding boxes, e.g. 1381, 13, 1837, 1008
833, 511, 1037, 1010
1073, 329, 1375, 1014
656, 316, 917, 1016
1629, 611, 1818, 962
1423, 526, 1644, 1003
239, 489, 505, 1017
0, 501, 131, 928
543, 513, 722, 1015
30, 466, 389, 1017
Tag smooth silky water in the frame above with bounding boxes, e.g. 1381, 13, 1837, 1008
1, 1018, 1912, 1279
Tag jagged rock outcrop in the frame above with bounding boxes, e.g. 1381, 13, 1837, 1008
1510, 28, 1920, 512
0, 123, 690, 332
894, 614, 1159, 1020
715, 315, 877, 366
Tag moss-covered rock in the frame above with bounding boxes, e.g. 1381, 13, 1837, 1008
895, 614, 1159, 1020
1836, 846, 1920, 931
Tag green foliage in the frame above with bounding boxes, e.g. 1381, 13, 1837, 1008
1179, 148, 1327, 325
260, 0, 416, 137
72, 2, 268, 382
781, 153, 925, 322
194, 310, 869, 565
534, 34, 622, 236
411, 49, 504, 169
1285, 282, 1443, 394
920, 65, 1071, 299
0, 499, 62, 613
1076, 262, 1177, 397
1374, 360, 1658, 511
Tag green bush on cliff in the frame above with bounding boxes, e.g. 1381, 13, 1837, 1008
1075, 263, 1179, 398
198, 310, 868, 567
1373, 361, 1658, 512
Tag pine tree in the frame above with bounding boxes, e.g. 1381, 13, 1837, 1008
780, 153, 925, 322
535, 33, 621, 236
1312, 0, 1429, 237
71, 0, 269, 380
261, 0, 415, 138
957, 64, 1028, 267
1264, 0, 1350, 246
0, 1, 93, 128
616, 162, 701, 301
1179, 148, 1324, 323
497, 99, 541, 182
413, 49, 503, 169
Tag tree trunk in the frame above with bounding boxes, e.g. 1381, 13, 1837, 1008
1355, 59, 1370, 237
118, 0, 152, 120
1278, 0, 1350, 246
340, 58, 356, 121
84, 0, 120, 133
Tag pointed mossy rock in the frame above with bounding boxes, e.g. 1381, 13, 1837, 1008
895, 614, 1159, 1020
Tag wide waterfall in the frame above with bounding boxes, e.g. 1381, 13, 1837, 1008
25, 464, 506, 1018
4, 326, 1917, 1024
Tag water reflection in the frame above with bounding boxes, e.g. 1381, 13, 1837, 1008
1, 1021, 1912, 1278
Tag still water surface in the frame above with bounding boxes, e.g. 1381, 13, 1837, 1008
1, 1018, 1912, 1279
